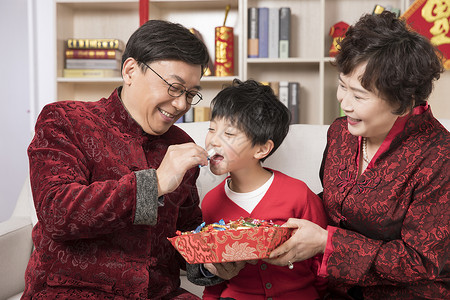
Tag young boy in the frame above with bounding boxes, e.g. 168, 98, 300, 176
197, 79, 327, 299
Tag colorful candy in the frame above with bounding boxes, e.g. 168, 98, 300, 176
177, 217, 279, 235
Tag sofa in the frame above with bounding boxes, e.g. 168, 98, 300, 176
3, 119, 446, 299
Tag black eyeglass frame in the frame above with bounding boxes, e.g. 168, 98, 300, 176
139, 61, 203, 105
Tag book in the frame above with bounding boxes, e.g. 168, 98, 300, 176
194, 107, 211, 122
268, 8, 280, 58
63, 69, 121, 78
278, 81, 289, 108
269, 81, 280, 99
279, 7, 291, 58
66, 38, 125, 51
288, 82, 299, 124
65, 58, 121, 69
248, 7, 259, 58
184, 107, 194, 123
258, 7, 269, 58
260, 81, 280, 99
65, 49, 122, 60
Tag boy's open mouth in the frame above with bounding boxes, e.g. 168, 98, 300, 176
210, 154, 224, 165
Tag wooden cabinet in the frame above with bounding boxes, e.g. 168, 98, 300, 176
55, 0, 449, 124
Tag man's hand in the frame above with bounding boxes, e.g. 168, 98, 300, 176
156, 143, 208, 196
203, 261, 246, 280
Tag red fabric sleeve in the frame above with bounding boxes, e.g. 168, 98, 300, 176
301, 184, 329, 297
28, 104, 137, 241
318, 226, 338, 277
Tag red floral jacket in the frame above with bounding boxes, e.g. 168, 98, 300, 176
22, 88, 203, 299
320, 107, 449, 299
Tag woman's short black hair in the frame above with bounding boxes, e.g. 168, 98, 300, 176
122, 20, 210, 75
335, 11, 444, 114
211, 79, 291, 162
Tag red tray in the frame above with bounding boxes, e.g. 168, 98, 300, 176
168, 226, 293, 264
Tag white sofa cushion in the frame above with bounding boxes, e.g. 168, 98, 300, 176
176, 122, 329, 200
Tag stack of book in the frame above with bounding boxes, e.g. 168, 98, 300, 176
63, 38, 124, 78
261, 81, 300, 124
248, 7, 291, 59
178, 106, 211, 123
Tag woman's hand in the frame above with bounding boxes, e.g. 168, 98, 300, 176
156, 143, 208, 196
203, 261, 246, 280
264, 218, 328, 267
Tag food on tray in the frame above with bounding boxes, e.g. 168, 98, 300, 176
176, 217, 280, 235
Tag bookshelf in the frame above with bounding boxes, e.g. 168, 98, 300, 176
54, 0, 449, 125
56, 0, 242, 105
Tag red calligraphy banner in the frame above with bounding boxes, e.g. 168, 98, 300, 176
401, 0, 450, 69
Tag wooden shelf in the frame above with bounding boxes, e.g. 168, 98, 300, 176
54, 0, 450, 124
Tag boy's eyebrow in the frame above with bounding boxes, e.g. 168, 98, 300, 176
224, 121, 238, 129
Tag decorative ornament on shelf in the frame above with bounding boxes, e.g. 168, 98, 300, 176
215, 5, 234, 76
372, 4, 401, 17
373, 4, 386, 15
401, 0, 450, 69
328, 21, 349, 57
139, 0, 149, 26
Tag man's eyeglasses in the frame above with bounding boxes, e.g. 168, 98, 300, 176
139, 61, 203, 105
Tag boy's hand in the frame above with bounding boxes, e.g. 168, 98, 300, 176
203, 261, 246, 280
245, 259, 258, 265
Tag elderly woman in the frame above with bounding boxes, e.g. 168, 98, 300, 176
267, 11, 449, 299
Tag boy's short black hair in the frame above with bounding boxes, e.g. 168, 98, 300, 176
211, 79, 291, 162
122, 20, 210, 75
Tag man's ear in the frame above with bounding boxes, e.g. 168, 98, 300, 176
254, 140, 274, 160
122, 57, 138, 85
